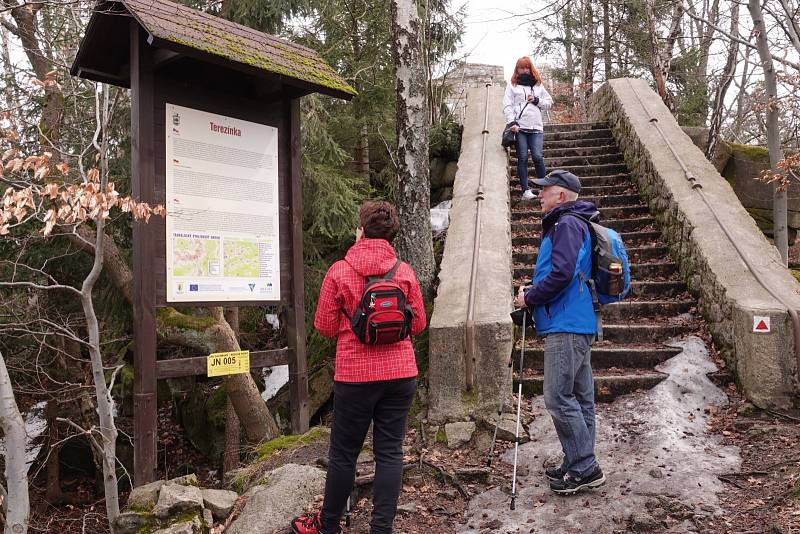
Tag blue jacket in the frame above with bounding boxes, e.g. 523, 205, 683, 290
523, 201, 598, 335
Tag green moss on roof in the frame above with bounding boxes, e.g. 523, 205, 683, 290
139, 6, 356, 96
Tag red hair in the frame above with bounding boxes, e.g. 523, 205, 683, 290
511, 57, 542, 87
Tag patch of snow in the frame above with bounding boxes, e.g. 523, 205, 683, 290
0, 400, 49, 472
430, 200, 453, 232
261, 365, 289, 402
460, 336, 740, 533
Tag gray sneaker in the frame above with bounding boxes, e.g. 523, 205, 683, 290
544, 466, 566, 482
549, 466, 606, 495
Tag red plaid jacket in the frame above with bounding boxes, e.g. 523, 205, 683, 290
314, 238, 427, 382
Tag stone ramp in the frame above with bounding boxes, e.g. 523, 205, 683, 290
509, 122, 710, 401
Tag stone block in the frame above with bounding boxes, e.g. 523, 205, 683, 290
444, 421, 475, 448
201, 488, 238, 520
126, 479, 164, 511
153, 484, 203, 519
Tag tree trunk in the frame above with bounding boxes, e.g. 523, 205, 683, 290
579, 0, 595, 111
733, 45, 751, 140
354, 124, 370, 177
0, 349, 30, 534
706, 1, 739, 159
81, 217, 120, 528
208, 307, 279, 443
748, 0, 788, 264
222, 307, 241, 473
563, 4, 576, 106
645, 0, 674, 109
44, 402, 65, 505
602, 0, 612, 80
391, 0, 435, 297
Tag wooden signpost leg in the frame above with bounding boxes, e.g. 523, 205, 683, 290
131, 23, 157, 486
287, 99, 310, 434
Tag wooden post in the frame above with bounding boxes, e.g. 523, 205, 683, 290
287, 99, 309, 434
131, 23, 157, 486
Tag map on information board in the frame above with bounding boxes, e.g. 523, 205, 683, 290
165, 103, 280, 302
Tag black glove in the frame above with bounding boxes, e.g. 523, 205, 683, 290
532, 96, 540, 106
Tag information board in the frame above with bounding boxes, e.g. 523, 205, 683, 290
165, 103, 280, 302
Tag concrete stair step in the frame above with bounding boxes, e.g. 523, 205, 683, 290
630, 280, 688, 297
511, 193, 643, 210
511, 261, 677, 280
536, 137, 617, 150
511, 205, 649, 221
514, 369, 668, 402
511, 153, 623, 166
513, 345, 683, 370
510, 173, 630, 187
512, 216, 654, 234
543, 128, 614, 142
513, 245, 669, 264
544, 153, 625, 167
599, 299, 695, 321
509, 163, 628, 178
510, 322, 693, 344
544, 122, 609, 133
542, 145, 621, 159
512, 230, 662, 247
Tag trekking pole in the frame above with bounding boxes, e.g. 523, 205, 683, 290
510, 311, 527, 511
486, 315, 525, 467
345, 494, 352, 527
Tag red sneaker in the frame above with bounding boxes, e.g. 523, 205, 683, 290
290, 512, 343, 534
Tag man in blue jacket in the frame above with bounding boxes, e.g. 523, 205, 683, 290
514, 169, 606, 495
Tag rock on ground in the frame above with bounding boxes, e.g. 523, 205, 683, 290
459, 336, 740, 533
226, 464, 326, 534
201, 488, 238, 520
445, 421, 476, 448
153, 484, 204, 519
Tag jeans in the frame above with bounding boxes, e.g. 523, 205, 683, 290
516, 129, 546, 192
542, 333, 597, 478
320, 377, 416, 534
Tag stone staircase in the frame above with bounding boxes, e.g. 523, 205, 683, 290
509, 122, 706, 401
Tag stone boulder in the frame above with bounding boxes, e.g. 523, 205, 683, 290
152, 516, 204, 534
126, 479, 165, 511
201, 488, 238, 521
153, 483, 204, 519
444, 421, 475, 448
430, 157, 447, 189
442, 161, 458, 187
226, 464, 326, 534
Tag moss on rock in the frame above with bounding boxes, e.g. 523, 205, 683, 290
254, 426, 327, 461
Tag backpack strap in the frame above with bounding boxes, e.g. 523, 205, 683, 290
340, 260, 403, 319
559, 212, 604, 342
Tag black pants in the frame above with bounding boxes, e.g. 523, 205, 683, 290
320, 377, 416, 534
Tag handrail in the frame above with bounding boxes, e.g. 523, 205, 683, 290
464, 81, 493, 391
626, 78, 800, 382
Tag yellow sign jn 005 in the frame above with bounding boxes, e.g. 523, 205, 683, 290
207, 350, 250, 377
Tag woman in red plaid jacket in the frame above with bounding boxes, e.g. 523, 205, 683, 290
292, 200, 427, 534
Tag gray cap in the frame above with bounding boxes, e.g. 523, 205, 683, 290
532, 169, 581, 194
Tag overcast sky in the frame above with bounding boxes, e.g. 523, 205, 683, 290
456, 0, 550, 82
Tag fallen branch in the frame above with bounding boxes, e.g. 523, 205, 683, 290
718, 470, 769, 477
419, 459, 470, 500
717, 475, 749, 490
767, 409, 800, 423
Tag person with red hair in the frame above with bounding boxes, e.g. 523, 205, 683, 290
503, 56, 553, 200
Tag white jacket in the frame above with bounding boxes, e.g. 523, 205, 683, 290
503, 83, 553, 132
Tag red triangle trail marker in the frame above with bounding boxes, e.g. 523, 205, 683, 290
753, 316, 771, 333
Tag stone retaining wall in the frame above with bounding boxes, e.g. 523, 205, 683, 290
428, 82, 514, 423
589, 78, 800, 408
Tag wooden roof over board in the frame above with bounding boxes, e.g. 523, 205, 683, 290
70, 0, 356, 100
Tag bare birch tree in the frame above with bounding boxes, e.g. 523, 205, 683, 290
0, 349, 29, 534
391, 0, 434, 297
749, 0, 789, 264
